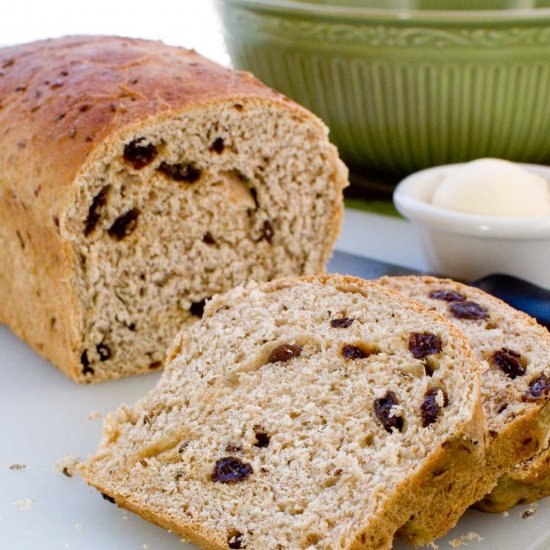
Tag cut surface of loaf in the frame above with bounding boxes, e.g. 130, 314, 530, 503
81, 275, 485, 550
0, 36, 347, 383
378, 276, 550, 533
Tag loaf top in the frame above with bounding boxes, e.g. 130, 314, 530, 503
82, 274, 484, 550
0, 36, 311, 215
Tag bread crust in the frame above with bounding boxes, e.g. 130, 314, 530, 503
378, 275, 550, 535
0, 36, 347, 382
81, 274, 486, 549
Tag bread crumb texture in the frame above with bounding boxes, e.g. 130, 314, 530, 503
379, 276, 550, 523
82, 275, 485, 550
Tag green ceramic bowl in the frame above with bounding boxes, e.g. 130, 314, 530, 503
218, 0, 550, 184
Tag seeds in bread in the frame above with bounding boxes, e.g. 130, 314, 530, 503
0, 36, 347, 383
81, 275, 485, 550
378, 275, 550, 538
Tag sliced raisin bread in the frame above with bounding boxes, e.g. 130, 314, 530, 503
81, 275, 485, 550
0, 36, 347, 383
379, 276, 550, 530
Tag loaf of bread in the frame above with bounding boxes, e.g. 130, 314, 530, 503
81, 275, 485, 549
0, 36, 347, 383
379, 276, 550, 537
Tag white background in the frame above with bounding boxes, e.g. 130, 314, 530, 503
1, 0, 229, 66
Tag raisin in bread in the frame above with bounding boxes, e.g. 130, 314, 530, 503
0, 36, 347, 383
379, 276, 550, 533
81, 275, 485, 550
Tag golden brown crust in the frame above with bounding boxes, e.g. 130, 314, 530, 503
0, 36, 345, 382
81, 274, 486, 549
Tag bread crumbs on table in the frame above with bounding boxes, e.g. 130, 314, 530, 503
87, 411, 102, 421
12, 498, 34, 511
55, 454, 81, 477
521, 505, 537, 519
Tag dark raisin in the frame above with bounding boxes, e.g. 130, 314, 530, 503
148, 361, 162, 370
123, 139, 157, 169
202, 232, 216, 245
62, 466, 72, 478
449, 300, 488, 320
178, 441, 189, 453
408, 332, 442, 359
95, 343, 111, 361
211, 457, 253, 483
524, 375, 550, 401
108, 208, 140, 241
15, 85, 27, 92
259, 220, 274, 243
100, 492, 116, 504
492, 348, 525, 379
254, 432, 270, 448
158, 162, 201, 183
228, 532, 246, 549
421, 387, 441, 427
210, 137, 225, 154
341, 344, 377, 360
250, 187, 259, 208
81, 350, 94, 375
190, 297, 209, 318
79, 104, 91, 112
429, 289, 466, 302
268, 343, 302, 363
84, 186, 110, 236
374, 391, 403, 433
330, 317, 354, 328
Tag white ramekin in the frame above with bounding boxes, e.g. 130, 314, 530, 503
393, 163, 550, 289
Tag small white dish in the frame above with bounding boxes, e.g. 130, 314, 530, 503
393, 163, 550, 289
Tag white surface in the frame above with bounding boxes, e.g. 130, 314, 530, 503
2, 208, 550, 550
394, 163, 550, 288
0, 0, 229, 67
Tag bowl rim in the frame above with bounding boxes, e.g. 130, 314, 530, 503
393, 162, 550, 240
220, 0, 550, 23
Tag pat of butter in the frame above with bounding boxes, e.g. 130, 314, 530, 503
431, 158, 550, 217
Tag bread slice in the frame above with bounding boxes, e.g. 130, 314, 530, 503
477, 444, 550, 512
81, 275, 485, 550
0, 36, 347, 383
378, 276, 550, 537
